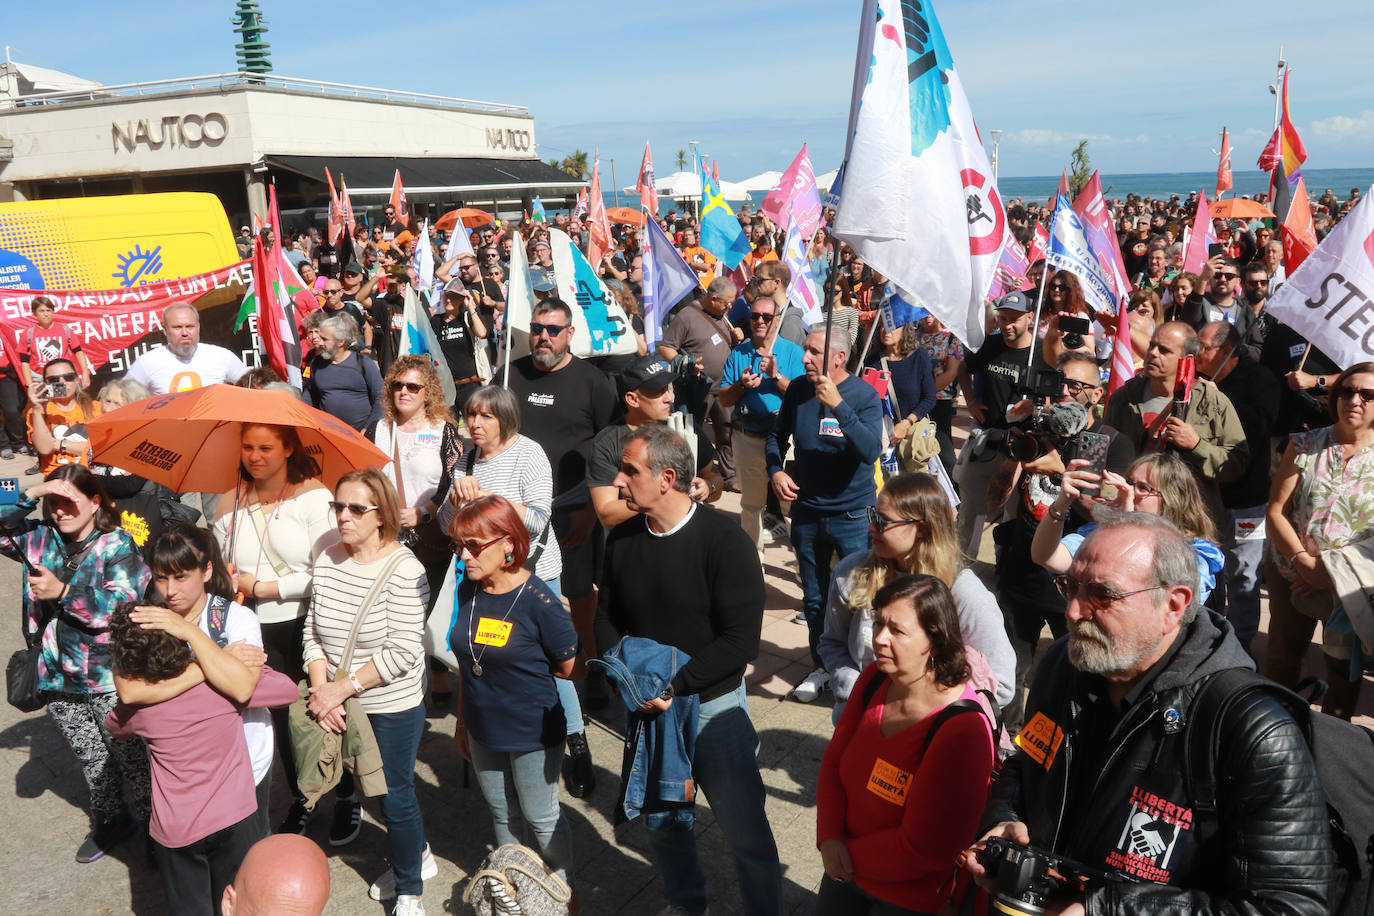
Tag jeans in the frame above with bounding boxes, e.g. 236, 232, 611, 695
790, 507, 872, 668
544, 576, 583, 739
467, 735, 573, 884
1222, 505, 1266, 652
370, 704, 427, 896
645, 683, 782, 916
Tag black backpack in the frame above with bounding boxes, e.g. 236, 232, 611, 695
859, 671, 1007, 762
1185, 667, 1374, 914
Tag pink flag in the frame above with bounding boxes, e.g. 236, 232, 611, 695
1021, 223, 1049, 290
986, 228, 1029, 301
1072, 172, 1131, 302
587, 158, 614, 266
325, 168, 344, 245
636, 143, 656, 213
762, 144, 822, 239
1182, 191, 1217, 276
1106, 294, 1135, 396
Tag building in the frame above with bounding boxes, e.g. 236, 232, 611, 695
0, 63, 584, 230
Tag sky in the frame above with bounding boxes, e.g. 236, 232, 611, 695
8, 0, 1374, 186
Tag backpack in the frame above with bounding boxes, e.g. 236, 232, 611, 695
860, 671, 1007, 769
1185, 668, 1374, 914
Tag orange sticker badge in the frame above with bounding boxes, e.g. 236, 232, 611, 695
865, 757, 913, 806
1016, 712, 1065, 770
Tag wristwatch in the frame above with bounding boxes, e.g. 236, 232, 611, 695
1317, 376, 1328, 392
658, 683, 675, 701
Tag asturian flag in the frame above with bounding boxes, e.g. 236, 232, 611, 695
1046, 192, 1116, 318
781, 212, 823, 326
1266, 188, 1374, 371
833, 0, 1004, 350
397, 285, 456, 404
699, 173, 752, 269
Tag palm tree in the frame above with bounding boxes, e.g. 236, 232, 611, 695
675, 148, 687, 171
559, 150, 590, 180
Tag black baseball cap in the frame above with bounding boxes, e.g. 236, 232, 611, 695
618, 356, 673, 394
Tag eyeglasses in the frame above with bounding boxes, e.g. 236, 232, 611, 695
1129, 478, 1163, 498
329, 501, 378, 517
390, 381, 424, 394
866, 505, 916, 534
530, 323, 568, 338
325, 288, 342, 295
1335, 386, 1374, 405
749, 312, 775, 323
1053, 574, 1165, 610
44, 372, 78, 383
1063, 379, 1099, 393
458, 534, 505, 557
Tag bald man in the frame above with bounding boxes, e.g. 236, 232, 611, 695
222, 835, 330, 916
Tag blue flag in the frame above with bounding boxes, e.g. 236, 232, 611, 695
878, 285, 930, 330
643, 214, 700, 349
532, 196, 546, 223
698, 174, 752, 269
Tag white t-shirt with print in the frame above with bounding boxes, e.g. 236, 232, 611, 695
126, 344, 248, 394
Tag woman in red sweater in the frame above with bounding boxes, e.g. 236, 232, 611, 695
815, 574, 995, 915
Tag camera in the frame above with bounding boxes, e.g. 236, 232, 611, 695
44, 381, 67, 400
976, 837, 1129, 916
1006, 369, 1091, 463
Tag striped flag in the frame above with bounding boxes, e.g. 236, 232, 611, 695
636, 143, 656, 214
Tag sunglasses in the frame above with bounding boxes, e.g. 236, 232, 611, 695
458, 534, 505, 557
530, 323, 568, 338
390, 381, 424, 394
1335, 386, 1374, 405
866, 505, 916, 534
325, 288, 342, 295
45, 372, 78, 383
1213, 273, 1237, 281
329, 501, 378, 517
749, 312, 775, 323
1053, 574, 1165, 611
1049, 283, 1069, 291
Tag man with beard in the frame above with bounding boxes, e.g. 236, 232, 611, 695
126, 302, 248, 394
508, 297, 616, 797
964, 513, 1332, 911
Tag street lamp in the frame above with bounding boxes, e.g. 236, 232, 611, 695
989, 129, 1002, 185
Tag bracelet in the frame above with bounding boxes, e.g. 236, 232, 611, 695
251, 581, 261, 599
348, 672, 365, 695
1047, 505, 1067, 522
1287, 548, 1310, 562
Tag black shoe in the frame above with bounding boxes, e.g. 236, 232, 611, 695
276, 800, 312, 835
584, 668, 612, 711
76, 814, 135, 863
329, 794, 362, 847
563, 733, 596, 798
23, 463, 39, 476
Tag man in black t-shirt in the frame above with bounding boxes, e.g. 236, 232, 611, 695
956, 291, 1042, 553
312, 240, 341, 279
430, 280, 489, 412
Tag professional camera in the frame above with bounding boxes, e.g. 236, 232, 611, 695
1006, 369, 1091, 463
976, 836, 1130, 916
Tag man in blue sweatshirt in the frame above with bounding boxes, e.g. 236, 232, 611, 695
767, 327, 883, 702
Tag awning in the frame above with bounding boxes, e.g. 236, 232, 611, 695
265, 155, 584, 204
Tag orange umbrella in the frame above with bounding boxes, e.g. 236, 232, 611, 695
435, 207, 495, 233
605, 207, 646, 227
1210, 198, 1275, 220
86, 386, 388, 493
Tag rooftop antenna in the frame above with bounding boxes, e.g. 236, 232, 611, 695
232, 0, 273, 76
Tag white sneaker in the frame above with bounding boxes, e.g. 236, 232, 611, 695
371, 845, 438, 900
793, 667, 830, 703
392, 893, 426, 916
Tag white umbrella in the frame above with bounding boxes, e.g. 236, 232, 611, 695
652, 171, 751, 201
816, 169, 839, 193
738, 170, 783, 193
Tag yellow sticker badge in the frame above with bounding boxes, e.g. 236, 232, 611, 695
1016, 712, 1065, 770
473, 617, 513, 648
865, 757, 913, 806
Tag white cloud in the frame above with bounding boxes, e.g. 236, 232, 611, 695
1310, 109, 1374, 140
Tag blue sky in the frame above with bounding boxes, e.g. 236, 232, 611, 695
9, 0, 1374, 183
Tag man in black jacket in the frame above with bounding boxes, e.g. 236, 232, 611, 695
965, 512, 1332, 912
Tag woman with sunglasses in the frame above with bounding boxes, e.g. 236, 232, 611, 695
1031, 451, 1224, 601
817, 473, 1015, 722
26, 357, 99, 476
0, 465, 152, 862
304, 468, 431, 914
1266, 362, 1374, 719
214, 424, 334, 836
1040, 272, 1098, 367
448, 495, 578, 904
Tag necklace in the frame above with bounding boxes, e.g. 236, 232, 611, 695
467, 579, 527, 677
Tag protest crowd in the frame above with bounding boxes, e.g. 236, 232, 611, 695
8, 13, 1374, 916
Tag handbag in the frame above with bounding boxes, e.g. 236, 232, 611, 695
423, 555, 465, 672
390, 431, 454, 567
463, 843, 572, 916
882, 357, 941, 471
7, 535, 97, 712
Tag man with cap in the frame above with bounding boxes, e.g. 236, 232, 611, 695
588, 355, 721, 531
955, 290, 1044, 554
430, 279, 489, 412
718, 292, 805, 554
529, 238, 556, 291
236, 225, 253, 260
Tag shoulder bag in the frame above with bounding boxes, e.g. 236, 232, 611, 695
883, 356, 940, 471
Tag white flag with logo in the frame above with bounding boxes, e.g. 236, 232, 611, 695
1266, 188, 1374, 370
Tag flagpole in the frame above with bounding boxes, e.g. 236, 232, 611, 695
821, 241, 843, 372
1027, 250, 1052, 374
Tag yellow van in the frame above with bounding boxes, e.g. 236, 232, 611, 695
0, 192, 238, 292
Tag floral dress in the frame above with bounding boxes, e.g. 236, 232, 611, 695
917, 329, 964, 401
1272, 426, 1374, 583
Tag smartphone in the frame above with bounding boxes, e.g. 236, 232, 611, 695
861, 367, 891, 400
1207, 242, 1225, 259
1071, 432, 1112, 497
1058, 315, 1091, 335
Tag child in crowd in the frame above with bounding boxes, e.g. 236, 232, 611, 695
19, 295, 91, 389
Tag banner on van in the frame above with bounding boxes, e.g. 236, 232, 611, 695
0, 260, 271, 390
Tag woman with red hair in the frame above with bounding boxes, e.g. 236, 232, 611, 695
449, 495, 579, 897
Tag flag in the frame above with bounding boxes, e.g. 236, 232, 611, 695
1057, 171, 1071, 200
1072, 171, 1131, 301
326, 168, 345, 245
781, 212, 823, 326
1215, 128, 1233, 197
587, 158, 614, 266
444, 216, 475, 262
1182, 190, 1217, 276
987, 228, 1030, 301
1046, 192, 1116, 318
699, 172, 752, 269
710, 160, 718, 182
1021, 222, 1049, 290
879, 288, 930, 330
247, 187, 304, 387
762, 143, 823, 239
1276, 69, 1308, 176
411, 218, 435, 292
545, 229, 637, 358
397, 285, 456, 404
573, 187, 589, 221
389, 170, 409, 226
502, 232, 536, 384
1266, 188, 1374, 370
642, 213, 699, 350
636, 143, 656, 214
832, 0, 1004, 350
1282, 176, 1318, 274
339, 174, 356, 237
531, 196, 546, 223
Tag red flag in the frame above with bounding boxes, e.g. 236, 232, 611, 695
1258, 128, 1283, 172
389, 170, 409, 226
1182, 191, 1217, 276
1021, 222, 1049, 289
1282, 176, 1318, 273
0, 316, 25, 374
1215, 128, 1233, 197
1106, 293, 1135, 397
1056, 170, 1070, 200
711, 159, 719, 182
325, 168, 344, 244
339, 174, 356, 237
587, 158, 614, 266
252, 186, 305, 386
636, 143, 656, 213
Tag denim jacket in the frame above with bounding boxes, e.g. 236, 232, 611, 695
590, 636, 700, 827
